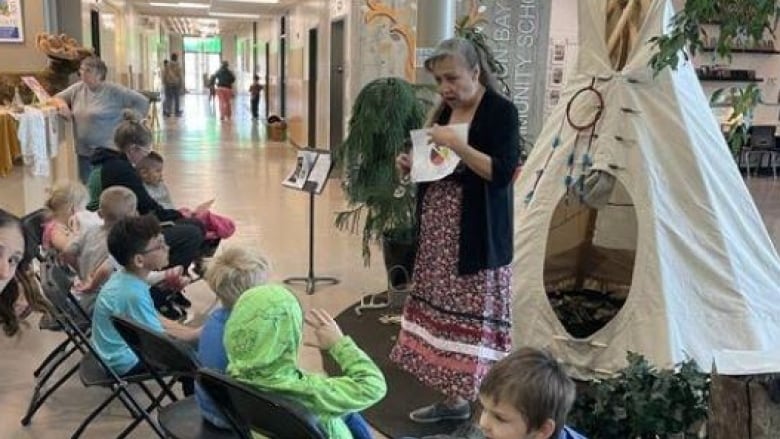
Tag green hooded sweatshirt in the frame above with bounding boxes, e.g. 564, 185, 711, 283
224, 284, 387, 439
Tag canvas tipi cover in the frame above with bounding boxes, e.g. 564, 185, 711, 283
513, 0, 780, 378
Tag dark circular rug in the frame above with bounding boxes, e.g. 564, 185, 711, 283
323, 301, 468, 439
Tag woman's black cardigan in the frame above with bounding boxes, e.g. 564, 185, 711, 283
415, 87, 520, 275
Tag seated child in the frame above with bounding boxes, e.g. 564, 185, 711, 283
42, 181, 91, 253
137, 151, 235, 242
403, 347, 587, 439
224, 286, 386, 439
195, 247, 270, 429
64, 186, 190, 319
477, 347, 586, 439
137, 151, 175, 210
90, 214, 201, 383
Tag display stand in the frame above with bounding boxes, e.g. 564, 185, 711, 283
282, 148, 339, 294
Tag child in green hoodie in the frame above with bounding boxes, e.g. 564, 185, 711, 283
224, 284, 386, 439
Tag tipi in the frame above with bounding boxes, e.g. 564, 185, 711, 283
513, 0, 780, 379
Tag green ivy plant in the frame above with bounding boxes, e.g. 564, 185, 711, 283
568, 352, 710, 439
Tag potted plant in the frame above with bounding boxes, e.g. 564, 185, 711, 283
568, 352, 710, 439
710, 83, 762, 158
334, 77, 427, 284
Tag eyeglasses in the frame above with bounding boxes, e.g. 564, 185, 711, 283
141, 237, 168, 254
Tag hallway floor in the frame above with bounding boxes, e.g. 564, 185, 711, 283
2, 94, 780, 437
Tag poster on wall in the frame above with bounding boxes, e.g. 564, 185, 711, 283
545, 38, 578, 116
0, 0, 23, 43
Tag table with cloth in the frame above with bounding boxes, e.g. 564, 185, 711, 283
0, 106, 77, 213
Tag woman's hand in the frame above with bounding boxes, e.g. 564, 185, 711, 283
304, 308, 344, 350
396, 153, 412, 175
49, 98, 71, 118
429, 124, 466, 154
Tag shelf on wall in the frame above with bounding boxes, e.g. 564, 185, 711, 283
701, 48, 780, 54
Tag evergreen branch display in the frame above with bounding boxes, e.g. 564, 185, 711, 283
334, 77, 426, 265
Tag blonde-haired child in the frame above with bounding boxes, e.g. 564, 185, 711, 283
42, 181, 90, 253
64, 186, 138, 298
195, 247, 270, 429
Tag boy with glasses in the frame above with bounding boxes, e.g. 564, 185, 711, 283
90, 214, 201, 380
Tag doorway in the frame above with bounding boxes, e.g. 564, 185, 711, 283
184, 52, 221, 93
329, 19, 345, 152
308, 27, 318, 148
265, 42, 270, 120
90, 9, 100, 56
280, 15, 288, 118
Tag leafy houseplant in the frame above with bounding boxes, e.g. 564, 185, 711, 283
334, 77, 426, 265
710, 83, 762, 157
568, 352, 710, 439
648, 0, 776, 157
649, 0, 779, 73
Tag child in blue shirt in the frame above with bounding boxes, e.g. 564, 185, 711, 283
90, 214, 201, 379
195, 247, 270, 429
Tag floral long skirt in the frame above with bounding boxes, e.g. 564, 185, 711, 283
389, 180, 512, 401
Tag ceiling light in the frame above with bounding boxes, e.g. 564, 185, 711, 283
208, 12, 262, 19
149, 2, 209, 8
222, 0, 279, 3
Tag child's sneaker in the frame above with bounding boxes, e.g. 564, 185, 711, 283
409, 401, 471, 423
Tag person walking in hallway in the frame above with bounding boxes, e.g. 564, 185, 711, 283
163, 53, 184, 117
249, 74, 263, 121
213, 61, 236, 122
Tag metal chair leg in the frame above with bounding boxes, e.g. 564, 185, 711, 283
71, 386, 124, 438
33, 338, 71, 378
21, 363, 79, 425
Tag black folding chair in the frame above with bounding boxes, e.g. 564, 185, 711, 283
21, 253, 89, 426
39, 264, 167, 439
196, 369, 327, 439
110, 315, 237, 439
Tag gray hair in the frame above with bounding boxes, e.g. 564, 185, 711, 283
81, 55, 108, 80
424, 37, 499, 93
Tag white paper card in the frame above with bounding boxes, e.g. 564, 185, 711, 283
410, 124, 467, 183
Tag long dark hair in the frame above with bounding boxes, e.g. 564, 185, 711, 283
0, 209, 49, 337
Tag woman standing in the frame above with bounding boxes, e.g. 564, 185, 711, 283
51, 56, 150, 182
390, 37, 520, 422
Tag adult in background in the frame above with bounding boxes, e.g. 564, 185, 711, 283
163, 53, 184, 117
390, 37, 520, 423
212, 61, 236, 122
51, 55, 150, 183
87, 110, 205, 273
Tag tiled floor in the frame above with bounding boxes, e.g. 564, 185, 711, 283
2, 94, 780, 438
